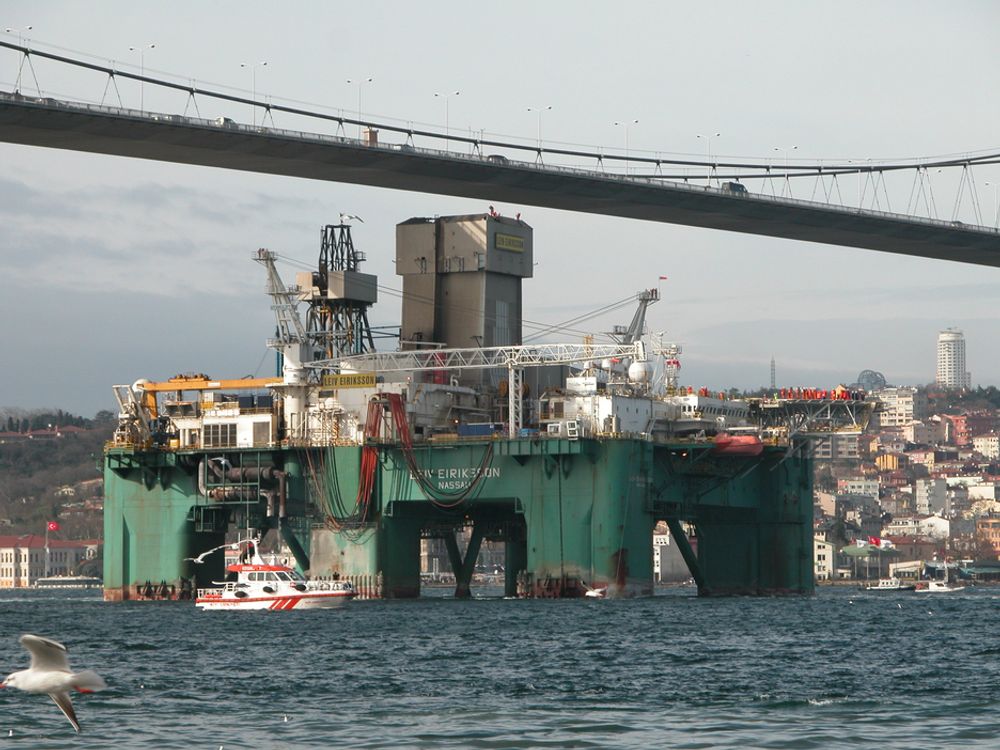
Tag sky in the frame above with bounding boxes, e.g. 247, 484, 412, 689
1, 1, 999, 417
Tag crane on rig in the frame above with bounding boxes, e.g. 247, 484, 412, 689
254, 248, 310, 386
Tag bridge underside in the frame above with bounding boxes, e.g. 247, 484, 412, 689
2, 94, 999, 265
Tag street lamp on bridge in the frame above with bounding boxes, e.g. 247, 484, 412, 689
527, 104, 552, 151
613, 119, 639, 174
240, 60, 267, 126
346, 76, 374, 139
696, 132, 721, 186
987, 181, 1000, 230
5, 25, 33, 92
434, 90, 460, 148
128, 43, 156, 113
773, 145, 798, 197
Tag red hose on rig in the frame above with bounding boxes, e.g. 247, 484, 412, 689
354, 398, 385, 522
385, 392, 493, 508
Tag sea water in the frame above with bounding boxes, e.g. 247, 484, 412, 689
1, 586, 998, 749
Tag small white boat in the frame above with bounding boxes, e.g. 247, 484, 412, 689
861, 578, 915, 592
913, 579, 965, 593
195, 543, 355, 610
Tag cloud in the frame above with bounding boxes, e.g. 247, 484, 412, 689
0, 177, 336, 297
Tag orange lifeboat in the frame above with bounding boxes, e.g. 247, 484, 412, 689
711, 432, 764, 457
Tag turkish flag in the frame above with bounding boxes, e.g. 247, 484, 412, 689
47, 521, 60, 532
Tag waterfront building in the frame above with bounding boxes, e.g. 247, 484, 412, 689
936, 328, 971, 389
884, 535, 939, 564
976, 516, 1000, 558
0, 535, 100, 588
813, 535, 834, 581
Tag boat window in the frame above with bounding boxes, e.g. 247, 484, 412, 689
249, 572, 259, 581
276, 571, 291, 581
267, 572, 279, 581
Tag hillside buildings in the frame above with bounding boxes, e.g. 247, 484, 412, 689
813, 371, 1000, 581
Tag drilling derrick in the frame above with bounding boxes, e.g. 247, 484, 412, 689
300, 223, 378, 361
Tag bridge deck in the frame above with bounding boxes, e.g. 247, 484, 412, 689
2, 92, 999, 265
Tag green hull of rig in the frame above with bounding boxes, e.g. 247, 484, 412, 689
103, 437, 814, 600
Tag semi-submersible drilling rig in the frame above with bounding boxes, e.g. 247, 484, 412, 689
104, 212, 856, 600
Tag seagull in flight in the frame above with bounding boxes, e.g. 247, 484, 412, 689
1, 635, 107, 733
339, 213, 364, 224
184, 541, 243, 565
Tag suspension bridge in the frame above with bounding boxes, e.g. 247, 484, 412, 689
2, 39, 999, 265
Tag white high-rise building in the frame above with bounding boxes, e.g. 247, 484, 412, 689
936, 328, 971, 389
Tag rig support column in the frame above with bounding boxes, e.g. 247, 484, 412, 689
665, 518, 704, 590
445, 523, 486, 599
504, 522, 527, 598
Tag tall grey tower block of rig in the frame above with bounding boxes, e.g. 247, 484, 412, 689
395, 213, 533, 387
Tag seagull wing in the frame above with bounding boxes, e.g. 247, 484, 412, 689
20, 635, 71, 672
48, 692, 81, 732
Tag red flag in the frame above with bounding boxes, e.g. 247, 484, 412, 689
658, 275, 669, 280
47, 521, 60, 532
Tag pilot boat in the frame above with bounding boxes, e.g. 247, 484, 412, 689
195, 542, 355, 610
